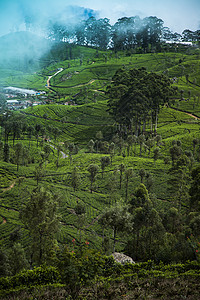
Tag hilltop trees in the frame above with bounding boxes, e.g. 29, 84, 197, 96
45, 12, 200, 53
47, 15, 169, 51
111, 16, 164, 51
107, 67, 176, 135
111, 16, 141, 50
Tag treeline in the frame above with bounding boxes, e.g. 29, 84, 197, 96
47, 16, 200, 51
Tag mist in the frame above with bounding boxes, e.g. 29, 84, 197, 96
0, 1, 98, 79
0, 0, 98, 37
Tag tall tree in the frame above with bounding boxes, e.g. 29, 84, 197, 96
68, 142, 75, 165
153, 147, 160, 165
43, 144, 52, 167
27, 125, 35, 148
100, 156, 110, 178
71, 167, 81, 192
20, 187, 60, 266
118, 163, 125, 189
35, 124, 41, 148
128, 183, 164, 260
3, 143, 9, 162
14, 142, 23, 171
87, 164, 99, 193
99, 203, 132, 252
124, 168, 134, 201
95, 18, 111, 49
168, 155, 190, 211
0, 94, 7, 112
169, 143, 182, 166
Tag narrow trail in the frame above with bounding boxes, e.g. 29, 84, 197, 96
47, 68, 63, 88
71, 79, 96, 88
46, 70, 105, 95
49, 143, 68, 159
185, 112, 200, 120
2, 180, 16, 192
170, 106, 200, 120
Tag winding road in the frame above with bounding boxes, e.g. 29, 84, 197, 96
47, 68, 63, 87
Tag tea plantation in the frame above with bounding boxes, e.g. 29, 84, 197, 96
0, 42, 200, 299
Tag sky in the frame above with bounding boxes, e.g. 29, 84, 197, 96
0, 0, 199, 37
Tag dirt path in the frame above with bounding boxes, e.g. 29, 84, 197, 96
185, 112, 200, 120
170, 106, 200, 120
47, 68, 63, 87
2, 180, 16, 192
71, 79, 96, 88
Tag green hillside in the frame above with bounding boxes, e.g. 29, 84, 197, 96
0, 41, 200, 299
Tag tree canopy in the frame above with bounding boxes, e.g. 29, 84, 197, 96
106, 67, 176, 135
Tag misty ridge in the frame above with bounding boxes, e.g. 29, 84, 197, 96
0, 5, 97, 72
0, 5, 199, 75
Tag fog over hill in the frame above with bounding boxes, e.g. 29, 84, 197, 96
0, 31, 50, 59
0, 31, 53, 74
0, 4, 98, 75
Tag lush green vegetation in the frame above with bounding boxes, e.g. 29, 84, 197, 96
0, 36, 200, 299
0, 256, 199, 299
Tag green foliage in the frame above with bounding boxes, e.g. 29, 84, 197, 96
0, 244, 200, 299
0, 45, 200, 283
20, 186, 60, 266
107, 67, 176, 134
99, 203, 132, 252
8, 243, 29, 275
0, 266, 61, 298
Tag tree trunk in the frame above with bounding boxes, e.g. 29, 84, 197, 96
143, 118, 146, 134
125, 178, 129, 202
150, 108, 153, 134
135, 230, 139, 260
113, 227, 117, 253
154, 108, 159, 134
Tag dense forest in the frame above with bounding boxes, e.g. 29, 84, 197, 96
0, 13, 200, 299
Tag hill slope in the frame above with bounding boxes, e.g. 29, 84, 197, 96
0, 44, 200, 267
